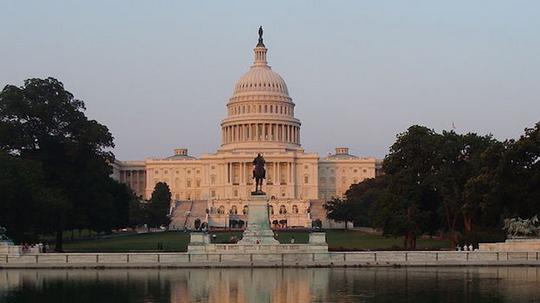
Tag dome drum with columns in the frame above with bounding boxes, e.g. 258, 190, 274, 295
113, 28, 378, 230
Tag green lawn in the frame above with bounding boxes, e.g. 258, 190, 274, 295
61, 230, 450, 252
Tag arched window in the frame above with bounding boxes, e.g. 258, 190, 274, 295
243, 205, 249, 215
304, 175, 309, 184
269, 205, 274, 215
279, 205, 287, 214
292, 205, 299, 214
186, 179, 192, 187
230, 205, 238, 215
218, 206, 225, 214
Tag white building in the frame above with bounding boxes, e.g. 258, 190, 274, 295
114, 30, 378, 229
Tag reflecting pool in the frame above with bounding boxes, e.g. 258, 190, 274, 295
1, 267, 539, 302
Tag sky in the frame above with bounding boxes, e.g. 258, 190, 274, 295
1, 1, 539, 160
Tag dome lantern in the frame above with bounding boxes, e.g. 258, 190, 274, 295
253, 26, 268, 67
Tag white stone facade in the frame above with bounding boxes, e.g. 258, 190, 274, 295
113, 31, 378, 228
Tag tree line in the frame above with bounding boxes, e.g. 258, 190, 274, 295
325, 124, 540, 249
0, 78, 170, 251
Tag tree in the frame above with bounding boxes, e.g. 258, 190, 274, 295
344, 177, 388, 227
0, 152, 65, 243
147, 182, 172, 228
323, 198, 354, 229
129, 198, 147, 228
0, 78, 123, 250
381, 125, 442, 249
435, 131, 496, 246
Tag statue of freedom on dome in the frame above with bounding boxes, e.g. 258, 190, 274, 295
252, 153, 266, 195
257, 26, 264, 47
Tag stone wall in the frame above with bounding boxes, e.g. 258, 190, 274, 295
1, 251, 539, 268
480, 239, 540, 252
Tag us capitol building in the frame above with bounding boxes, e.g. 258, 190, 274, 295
112, 29, 379, 229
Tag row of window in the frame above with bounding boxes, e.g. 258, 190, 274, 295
211, 204, 301, 215
229, 103, 292, 116
153, 169, 201, 175
319, 167, 369, 175
237, 82, 285, 90
319, 177, 363, 184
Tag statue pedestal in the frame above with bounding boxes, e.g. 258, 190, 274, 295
237, 194, 279, 245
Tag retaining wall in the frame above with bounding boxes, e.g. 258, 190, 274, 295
1, 251, 539, 268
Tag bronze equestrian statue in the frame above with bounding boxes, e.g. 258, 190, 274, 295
252, 153, 266, 194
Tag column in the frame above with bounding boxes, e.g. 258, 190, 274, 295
241, 162, 245, 185
227, 163, 230, 184
277, 162, 281, 185
292, 162, 297, 198
288, 162, 291, 184
256, 123, 259, 141
274, 162, 278, 184
288, 125, 292, 142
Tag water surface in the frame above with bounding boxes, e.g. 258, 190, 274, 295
1, 267, 539, 302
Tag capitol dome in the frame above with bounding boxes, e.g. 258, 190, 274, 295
219, 27, 302, 152
233, 65, 289, 97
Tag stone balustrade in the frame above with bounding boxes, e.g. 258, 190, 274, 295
1, 251, 539, 268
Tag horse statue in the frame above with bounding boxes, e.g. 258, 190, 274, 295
252, 153, 266, 195
503, 215, 540, 238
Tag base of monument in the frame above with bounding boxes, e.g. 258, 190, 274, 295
187, 192, 329, 253
237, 193, 279, 244
187, 232, 328, 253
479, 238, 540, 252
237, 230, 279, 245
250, 190, 266, 196
188, 243, 328, 253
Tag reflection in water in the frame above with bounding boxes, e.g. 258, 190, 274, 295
1, 267, 539, 302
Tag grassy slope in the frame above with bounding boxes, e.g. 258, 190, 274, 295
61, 230, 450, 252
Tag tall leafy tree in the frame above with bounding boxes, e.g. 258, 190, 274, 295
147, 182, 172, 228
435, 131, 496, 246
381, 125, 442, 249
0, 78, 120, 250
